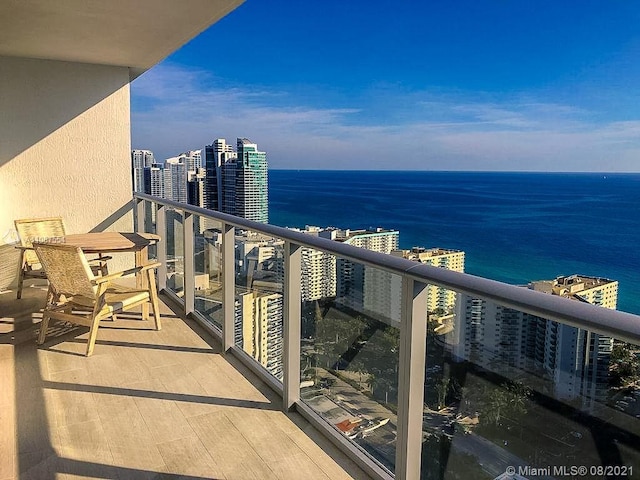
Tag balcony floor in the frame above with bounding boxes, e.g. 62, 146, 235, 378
0, 280, 370, 480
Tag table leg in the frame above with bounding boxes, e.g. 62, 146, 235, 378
136, 246, 150, 321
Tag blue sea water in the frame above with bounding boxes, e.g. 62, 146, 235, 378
269, 170, 640, 315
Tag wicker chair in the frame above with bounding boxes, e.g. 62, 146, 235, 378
14, 217, 110, 299
33, 241, 161, 356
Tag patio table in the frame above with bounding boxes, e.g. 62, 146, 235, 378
61, 232, 160, 319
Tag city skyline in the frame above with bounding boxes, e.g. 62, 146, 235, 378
131, 1, 640, 171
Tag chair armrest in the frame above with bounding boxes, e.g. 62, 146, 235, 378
14, 245, 32, 251
92, 262, 161, 285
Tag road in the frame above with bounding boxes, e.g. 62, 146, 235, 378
452, 433, 555, 480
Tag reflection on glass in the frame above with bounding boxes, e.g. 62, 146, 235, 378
193, 217, 224, 330
234, 229, 284, 382
422, 275, 640, 479
300, 257, 400, 475
165, 208, 184, 296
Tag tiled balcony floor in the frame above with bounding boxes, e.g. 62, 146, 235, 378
0, 280, 370, 480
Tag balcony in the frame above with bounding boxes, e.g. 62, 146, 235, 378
133, 194, 640, 479
0, 279, 369, 479
4, 4, 639, 475
3, 194, 640, 479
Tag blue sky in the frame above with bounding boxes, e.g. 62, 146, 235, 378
131, 1, 640, 171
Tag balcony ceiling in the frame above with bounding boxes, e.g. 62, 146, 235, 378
0, 0, 243, 78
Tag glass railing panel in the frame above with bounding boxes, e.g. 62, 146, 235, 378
144, 200, 157, 260
165, 208, 184, 297
422, 288, 640, 479
234, 228, 284, 383
193, 216, 224, 330
300, 255, 400, 475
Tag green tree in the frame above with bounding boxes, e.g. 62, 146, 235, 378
610, 342, 640, 387
349, 358, 367, 389
480, 381, 531, 427
366, 371, 376, 393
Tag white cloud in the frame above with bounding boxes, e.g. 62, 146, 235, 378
131, 63, 640, 171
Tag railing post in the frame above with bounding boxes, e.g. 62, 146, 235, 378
222, 223, 235, 351
396, 278, 428, 480
283, 242, 301, 411
134, 196, 145, 233
183, 212, 195, 316
156, 203, 167, 292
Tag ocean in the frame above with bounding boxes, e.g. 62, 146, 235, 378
269, 170, 640, 315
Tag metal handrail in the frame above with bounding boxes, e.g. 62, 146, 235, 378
134, 192, 640, 345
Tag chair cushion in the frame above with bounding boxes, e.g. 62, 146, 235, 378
65, 282, 150, 315
104, 292, 149, 313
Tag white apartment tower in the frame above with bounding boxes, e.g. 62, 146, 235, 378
450, 274, 618, 405
180, 149, 202, 172
164, 157, 187, 203
131, 149, 155, 192
146, 165, 164, 198
288, 226, 338, 302
232, 231, 285, 380
137, 150, 203, 205
301, 247, 337, 302
325, 228, 400, 316
529, 275, 617, 402
392, 247, 465, 313
235, 291, 284, 381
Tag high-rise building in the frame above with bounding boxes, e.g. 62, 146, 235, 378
528, 275, 617, 403
163, 163, 173, 200
203, 137, 267, 223
164, 157, 187, 203
323, 227, 400, 315
133, 138, 268, 224
235, 232, 284, 291
221, 159, 237, 216
180, 149, 202, 172
144, 163, 164, 197
131, 149, 154, 192
332, 228, 400, 253
391, 247, 465, 313
205, 139, 237, 211
187, 169, 206, 208
233, 230, 284, 380
236, 138, 268, 223
288, 226, 338, 302
358, 246, 464, 324
235, 291, 284, 380
135, 150, 204, 205
187, 168, 207, 234
450, 274, 618, 405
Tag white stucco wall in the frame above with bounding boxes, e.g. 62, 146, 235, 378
0, 56, 134, 289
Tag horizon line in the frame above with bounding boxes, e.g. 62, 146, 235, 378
267, 169, 640, 174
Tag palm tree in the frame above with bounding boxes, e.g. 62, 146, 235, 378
435, 377, 450, 410
366, 371, 377, 394
350, 358, 367, 390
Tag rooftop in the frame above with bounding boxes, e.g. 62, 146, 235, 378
0, 280, 369, 479
529, 274, 617, 298
391, 247, 464, 260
